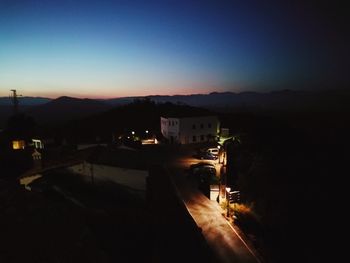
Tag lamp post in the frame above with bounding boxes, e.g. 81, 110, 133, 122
217, 145, 221, 164
226, 187, 231, 217
218, 142, 227, 203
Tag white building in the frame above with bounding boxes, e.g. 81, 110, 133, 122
160, 115, 220, 144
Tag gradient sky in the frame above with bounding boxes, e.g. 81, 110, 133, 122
0, 0, 348, 98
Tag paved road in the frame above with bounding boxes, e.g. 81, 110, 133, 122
166, 153, 261, 263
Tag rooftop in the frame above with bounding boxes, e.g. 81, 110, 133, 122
161, 112, 217, 119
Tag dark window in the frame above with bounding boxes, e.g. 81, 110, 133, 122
200, 123, 204, 129
192, 136, 197, 142
192, 124, 196, 129
208, 123, 212, 128
200, 135, 204, 141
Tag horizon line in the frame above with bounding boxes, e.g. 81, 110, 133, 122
0, 88, 319, 100
2, 86, 348, 101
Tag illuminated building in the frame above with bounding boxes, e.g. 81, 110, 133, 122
160, 115, 219, 144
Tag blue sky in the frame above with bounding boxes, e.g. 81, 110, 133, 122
0, 0, 347, 98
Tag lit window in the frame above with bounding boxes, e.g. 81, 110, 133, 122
12, 140, 25, 150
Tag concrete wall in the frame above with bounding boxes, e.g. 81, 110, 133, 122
67, 162, 148, 191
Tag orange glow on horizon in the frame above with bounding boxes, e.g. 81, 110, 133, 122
9, 87, 230, 100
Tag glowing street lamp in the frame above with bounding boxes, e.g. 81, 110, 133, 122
225, 187, 231, 197
145, 130, 149, 134
217, 145, 222, 164
131, 131, 135, 135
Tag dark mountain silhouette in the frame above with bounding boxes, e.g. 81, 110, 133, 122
1, 90, 349, 112
0, 106, 12, 127
27, 96, 111, 124
0, 96, 51, 106
103, 97, 136, 106
1, 89, 348, 126
0, 97, 51, 126
105, 89, 350, 112
0, 105, 34, 127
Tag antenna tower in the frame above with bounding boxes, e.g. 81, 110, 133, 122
10, 89, 21, 114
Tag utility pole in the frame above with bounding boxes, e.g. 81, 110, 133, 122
10, 89, 21, 115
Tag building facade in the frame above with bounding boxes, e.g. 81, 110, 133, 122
160, 115, 219, 144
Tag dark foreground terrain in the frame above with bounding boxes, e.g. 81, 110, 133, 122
0, 155, 213, 263
1, 97, 348, 262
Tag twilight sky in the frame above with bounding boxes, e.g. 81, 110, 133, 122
0, 0, 348, 98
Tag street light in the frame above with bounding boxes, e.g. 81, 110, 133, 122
217, 145, 221, 164
225, 187, 231, 198
131, 131, 135, 135
145, 130, 149, 134
225, 187, 231, 217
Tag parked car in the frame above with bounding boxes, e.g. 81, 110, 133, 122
189, 162, 218, 184
194, 151, 217, 160
190, 162, 216, 175
205, 147, 219, 157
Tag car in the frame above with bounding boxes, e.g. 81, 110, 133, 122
205, 147, 219, 157
188, 162, 219, 189
198, 151, 217, 160
193, 148, 218, 160
190, 162, 216, 175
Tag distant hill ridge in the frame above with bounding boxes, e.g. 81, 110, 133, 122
0, 90, 349, 126
1, 89, 349, 109
106, 89, 350, 112
26, 96, 111, 124
0, 96, 51, 106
